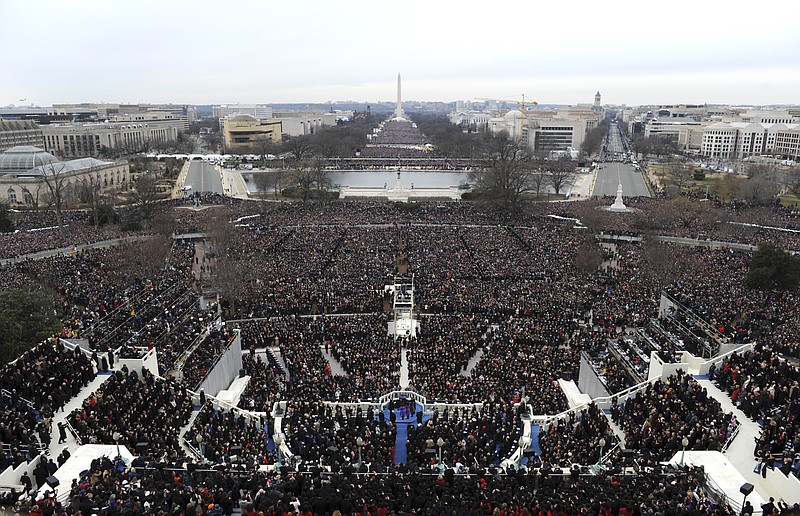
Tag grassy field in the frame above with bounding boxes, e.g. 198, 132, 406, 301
648, 162, 744, 199
779, 194, 800, 208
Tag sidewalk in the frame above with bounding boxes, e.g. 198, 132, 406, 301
171, 161, 191, 199
219, 167, 250, 199
47, 369, 114, 457
567, 170, 597, 200
695, 378, 777, 504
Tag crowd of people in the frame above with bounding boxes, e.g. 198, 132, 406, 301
406, 402, 523, 471
238, 352, 286, 414
538, 403, 617, 467
69, 367, 194, 459
714, 343, 800, 478
185, 405, 277, 467
0, 210, 148, 261
5, 192, 800, 512
2, 460, 737, 515
181, 327, 234, 391
325, 156, 481, 170
282, 402, 397, 471
0, 338, 98, 471
220, 225, 392, 318
611, 371, 737, 463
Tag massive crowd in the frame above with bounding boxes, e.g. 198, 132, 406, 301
611, 372, 737, 463
69, 367, 194, 459
538, 403, 617, 467
283, 402, 397, 471
3, 458, 737, 515
715, 343, 800, 478
185, 405, 277, 467
3, 191, 800, 512
406, 402, 523, 471
0, 210, 148, 260
238, 352, 286, 413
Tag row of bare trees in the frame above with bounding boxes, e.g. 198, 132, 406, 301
659, 155, 800, 205
469, 132, 578, 213
250, 158, 331, 204
15, 161, 161, 229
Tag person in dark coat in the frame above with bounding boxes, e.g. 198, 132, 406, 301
46, 458, 57, 476
20, 471, 32, 494
33, 461, 47, 489
58, 422, 68, 444
57, 448, 70, 467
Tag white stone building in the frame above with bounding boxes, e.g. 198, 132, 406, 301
700, 121, 800, 160
41, 120, 183, 157
0, 145, 129, 206
644, 120, 710, 153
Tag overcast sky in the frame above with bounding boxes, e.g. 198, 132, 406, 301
2, 0, 799, 107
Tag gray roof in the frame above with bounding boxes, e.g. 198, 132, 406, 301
26, 157, 112, 177
0, 145, 59, 173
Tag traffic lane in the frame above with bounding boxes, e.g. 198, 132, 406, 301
183, 162, 204, 191
200, 162, 223, 192
184, 162, 224, 193
592, 163, 650, 198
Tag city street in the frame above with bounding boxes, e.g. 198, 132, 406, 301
184, 161, 223, 194
601, 120, 630, 160
593, 162, 651, 198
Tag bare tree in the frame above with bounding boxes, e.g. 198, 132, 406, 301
175, 132, 196, 154
640, 236, 679, 292
313, 130, 341, 158
256, 136, 279, 164
545, 159, 577, 195
665, 158, 692, 193
287, 158, 330, 203
787, 167, 800, 198
41, 162, 70, 226
581, 120, 609, 157
744, 162, 778, 180
0, 201, 13, 232
668, 196, 709, 228
78, 170, 103, 228
251, 171, 284, 206
269, 169, 286, 200
99, 235, 172, 286
283, 135, 315, 162
129, 175, 161, 225
469, 132, 536, 211
24, 184, 46, 212
312, 157, 331, 196
737, 175, 780, 205
709, 175, 738, 202
529, 167, 547, 198
574, 241, 604, 274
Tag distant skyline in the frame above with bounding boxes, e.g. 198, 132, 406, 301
2, 0, 799, 107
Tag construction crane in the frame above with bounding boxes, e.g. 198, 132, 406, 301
476, 94, 539, 142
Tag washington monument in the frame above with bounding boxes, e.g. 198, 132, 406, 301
394, 73, 406, 119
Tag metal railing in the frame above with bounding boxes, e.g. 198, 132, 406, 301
721, 416, 742, 454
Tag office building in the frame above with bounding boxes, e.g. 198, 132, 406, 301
222, 115, 282, 153
0, 120, 44, 153
41, 120, 183, 157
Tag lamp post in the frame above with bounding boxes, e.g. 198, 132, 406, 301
437, 437, 445, 470
597, 437, 606, 465
679, 437, 689, 467
112, 431, 121, 459
195, 434, 204, 460
355, 437, 363, 470
274, 434, 283, 467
